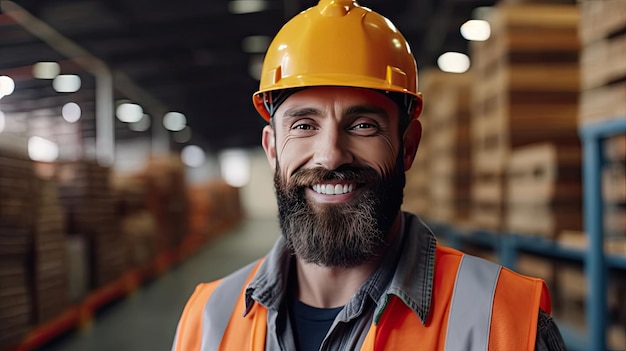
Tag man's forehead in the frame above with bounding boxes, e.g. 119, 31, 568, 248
276, 87, 398, 116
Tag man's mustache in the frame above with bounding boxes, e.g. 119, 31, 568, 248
286, 166, 380, 189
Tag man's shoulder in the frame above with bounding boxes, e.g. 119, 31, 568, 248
433, 242, 465, 262
193, 260, 263, 297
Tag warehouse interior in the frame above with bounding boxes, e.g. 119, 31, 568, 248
0, 0, 625, 350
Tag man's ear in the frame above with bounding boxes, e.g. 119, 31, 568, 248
402, 118, 422, 171
262, 125, 277, 167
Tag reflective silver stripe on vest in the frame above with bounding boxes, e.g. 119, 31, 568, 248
201, 260, 259, 351
444, 255, 502, 351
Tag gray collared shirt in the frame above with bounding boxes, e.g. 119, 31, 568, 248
243, 212, 566, 351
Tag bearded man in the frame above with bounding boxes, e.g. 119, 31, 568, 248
172, 1, 566, 350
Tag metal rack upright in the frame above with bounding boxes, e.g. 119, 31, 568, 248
579, 116, 626, 351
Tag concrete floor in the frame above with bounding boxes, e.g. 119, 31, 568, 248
42, 216, 280, 351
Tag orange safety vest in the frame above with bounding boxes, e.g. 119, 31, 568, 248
173, 244, 551, 351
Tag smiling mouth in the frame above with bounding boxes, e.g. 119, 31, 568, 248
311, 183, 357, 195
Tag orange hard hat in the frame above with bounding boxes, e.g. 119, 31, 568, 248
252, 0, 422, 121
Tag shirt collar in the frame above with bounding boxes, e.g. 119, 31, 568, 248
245, 236, 292, 314
373, 212, 437, 325
244, 212, 437, 325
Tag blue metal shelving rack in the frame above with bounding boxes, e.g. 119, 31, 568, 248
579, 116, 626, 351
427, 117, 626, 350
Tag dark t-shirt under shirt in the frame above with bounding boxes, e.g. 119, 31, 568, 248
290, 299, 343, 351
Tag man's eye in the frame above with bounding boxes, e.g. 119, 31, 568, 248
293, 124, 311, 130
352, 122, 376, 130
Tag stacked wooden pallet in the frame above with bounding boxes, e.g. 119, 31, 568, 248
579, 0, 626, 125
403, 70, 472, 222
422, 70, 472, 224
578, 4, 626, 344
469, 4, 581, 230
552, 264, 626, 350
0, 141, 34, 348
31, 178, 69, 324
112, 174, 158, 268
56, 161, 126, 289
506, 142, 582, 238
188, 180, 242, 237
403, 124, 430, 216
579, 0, 626, 252
144, 155, 189, 253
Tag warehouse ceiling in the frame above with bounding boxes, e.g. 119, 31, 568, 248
0, 0, 496, 152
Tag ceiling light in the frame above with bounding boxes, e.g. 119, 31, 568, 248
33, 62, 60, 79
62, 102, 81, 123
228, 0, 268, 14
28, 136, 59, 162
163, 111, 186, 132
460, 20, 491, 41
242, 35, 271, 53
181, 145, 205, 167
116, 103, 143, 123
437, 52, 471, 74
219, 148, 250, 187
0, 76, 15, 98
52, 74, 81, 93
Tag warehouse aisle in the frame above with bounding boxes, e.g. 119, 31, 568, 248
41, 216, 281, 351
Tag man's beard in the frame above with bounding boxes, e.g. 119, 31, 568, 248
274, 155, 405, 268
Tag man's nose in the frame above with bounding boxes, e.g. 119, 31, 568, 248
313, 128, 353, 170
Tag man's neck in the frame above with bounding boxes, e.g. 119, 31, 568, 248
294, 257, 377, 308
293, 213, 402, 308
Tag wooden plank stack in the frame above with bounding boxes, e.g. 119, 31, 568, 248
578, 0, 626, 125
31, 178, 69, 324
420, 70, 472, 224
144, 155, 189, 253
577, 5, 626, 344
403, 72, 440, 217
0, 138, 34, 348
112, 174, 158, 268
191, 180, 242, 236
506, 142, 582, 238
469, 4, 581, 230
403, 118, 431, 216
56, 161, 126, 289
552, 264, 626, 350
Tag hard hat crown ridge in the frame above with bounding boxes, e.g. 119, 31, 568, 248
252, 0, 421, 121
318, 0, 356, 16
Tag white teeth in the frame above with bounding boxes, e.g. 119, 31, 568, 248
325, 184, 334, 194
312, 183, 355, 195
334, 184, 342, 194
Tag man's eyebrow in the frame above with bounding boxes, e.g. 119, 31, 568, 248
345, 105, 389, 119
282, 107, 323, 119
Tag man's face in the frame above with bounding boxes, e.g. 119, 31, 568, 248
261, 87, 419, 267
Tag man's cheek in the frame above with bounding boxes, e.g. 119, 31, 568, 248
281, 155, 310, 180
352, 153, 396, 178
